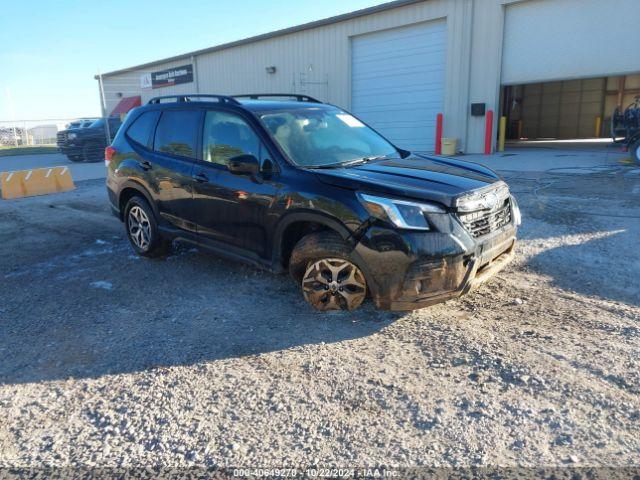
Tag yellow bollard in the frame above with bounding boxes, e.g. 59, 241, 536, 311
498, 116, 507, 152
595, 116, 602, 138
517, 120, 523, 140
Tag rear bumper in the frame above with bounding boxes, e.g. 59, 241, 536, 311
106, 178, 120, 219
354, 220, 517, 311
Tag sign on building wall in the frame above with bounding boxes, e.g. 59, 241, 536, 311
141, 64, 194, 89
140, 73, 152, 89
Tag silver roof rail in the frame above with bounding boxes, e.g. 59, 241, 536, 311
147, 94, 241, 105
233, 93, 322, 103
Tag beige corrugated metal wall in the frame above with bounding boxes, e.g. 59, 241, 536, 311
100, 0, 640, 153
502, 0, 640, 85
101, 0, 487, 152
114, 0, 640, 153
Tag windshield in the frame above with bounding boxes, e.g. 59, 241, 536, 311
259, 107, 399, 167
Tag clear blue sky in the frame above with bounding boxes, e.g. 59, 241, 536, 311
0, 0, 386, 121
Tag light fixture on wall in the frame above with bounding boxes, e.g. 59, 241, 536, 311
265, 66, 277, 74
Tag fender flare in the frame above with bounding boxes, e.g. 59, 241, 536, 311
272, 210, 380, 302
117, 180, 158, 221
271, 210, 354, 267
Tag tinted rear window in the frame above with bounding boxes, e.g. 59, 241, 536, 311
126, 111, 160, 148
153, 110, 200, 159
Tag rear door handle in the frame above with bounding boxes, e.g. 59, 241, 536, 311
194, 172, 209, 183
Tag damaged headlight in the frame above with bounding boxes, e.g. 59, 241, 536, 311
357, 193, 445, 231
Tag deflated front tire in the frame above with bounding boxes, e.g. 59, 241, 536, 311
289, 231, 367, 311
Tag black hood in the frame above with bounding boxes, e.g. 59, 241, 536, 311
312, 154, 501, 208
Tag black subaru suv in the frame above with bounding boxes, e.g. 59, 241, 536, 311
106, 94, 520, 311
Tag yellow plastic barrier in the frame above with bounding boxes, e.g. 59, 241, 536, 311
0, 166, 75, 200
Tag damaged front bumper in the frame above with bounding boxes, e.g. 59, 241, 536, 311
353, 214, 517, 311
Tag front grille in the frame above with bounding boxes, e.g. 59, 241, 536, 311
57, 131, 67, 146
459, 199, 512, 238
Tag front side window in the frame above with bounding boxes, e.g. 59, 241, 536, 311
202, 111, 262, 166
259, 107, 398, 167
153, 110, 200, 159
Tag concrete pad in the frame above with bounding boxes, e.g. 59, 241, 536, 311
456, 147, 630, 174
449, 138, 635, 174
0, 153, 106, 182
507, 138, 622, 151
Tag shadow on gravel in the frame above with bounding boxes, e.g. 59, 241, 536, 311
0, 184, 404, 386
524, 228, 639, 306
505, 167, 640, 306
0, 246, 403, 385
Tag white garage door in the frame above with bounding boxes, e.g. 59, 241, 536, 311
351, 20, 446, 152
502, 0, 640, 85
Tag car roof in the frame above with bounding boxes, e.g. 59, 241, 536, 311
237, 99, 336, 113
135, 96, 338, 115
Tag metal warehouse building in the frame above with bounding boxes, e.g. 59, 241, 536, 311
99, 0, 640, 154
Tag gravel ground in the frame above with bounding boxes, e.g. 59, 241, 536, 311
0, 165, 639, 471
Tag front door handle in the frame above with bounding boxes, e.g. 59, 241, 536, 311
139, 160, 152, 170
194, 172, 209, 183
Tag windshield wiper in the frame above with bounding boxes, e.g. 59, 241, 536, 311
306, 155, 389, 169
340, 156, 381, 167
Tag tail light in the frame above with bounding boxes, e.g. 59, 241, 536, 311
105, 146, 116, 166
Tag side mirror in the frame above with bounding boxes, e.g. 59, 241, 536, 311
228, 154, 259, 176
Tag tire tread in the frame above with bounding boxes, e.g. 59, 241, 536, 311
124, 195, 171, 258
288, 231, 353, 282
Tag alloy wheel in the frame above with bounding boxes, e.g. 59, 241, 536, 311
128, 206, 151, 250
302, 258, 366, 311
